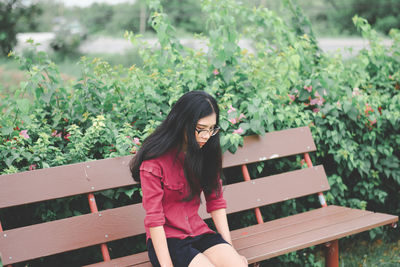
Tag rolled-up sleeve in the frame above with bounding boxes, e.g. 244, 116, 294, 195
140, 162, 165, 228
205, 179, 227, 213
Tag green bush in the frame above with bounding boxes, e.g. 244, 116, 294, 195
1, 0, 399, 265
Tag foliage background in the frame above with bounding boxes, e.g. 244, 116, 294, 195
10, 0, 400, 37
0, 0, 399, 266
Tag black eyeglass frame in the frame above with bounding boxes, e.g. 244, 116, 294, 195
195, 125, 221, 137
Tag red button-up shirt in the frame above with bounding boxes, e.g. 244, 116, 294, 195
140, 148, 227, 240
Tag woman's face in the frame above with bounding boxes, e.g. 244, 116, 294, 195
195, 113, 217, 148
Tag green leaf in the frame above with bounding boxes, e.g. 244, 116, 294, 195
73, 211, 82, 216
298, 87, 309, 101
221, 65, 235, 83
250, 119, 261, 131
21, 114, 32, 125
224, 42, 237, 58
238, 122, 250, 131
16, 98, 30, 114
252, 98, 261, 107
220, 120, 229, 131
343, 102, 358, 121
124, 188, 137, 198
248, 104, 257, 114
290, 54, 300, 69
1, 126, 13, 135
100, 189, 115, 199
342, 101, 352, 113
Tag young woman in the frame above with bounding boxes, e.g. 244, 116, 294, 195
130, 91, 247, 267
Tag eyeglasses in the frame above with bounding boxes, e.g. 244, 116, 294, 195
195, 126, 220, 137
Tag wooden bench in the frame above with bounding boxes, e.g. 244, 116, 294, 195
0, 126, 397, 266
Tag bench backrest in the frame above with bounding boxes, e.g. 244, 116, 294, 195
0, 126, 329, 265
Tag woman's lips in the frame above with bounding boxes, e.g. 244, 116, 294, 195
198, 142, 206, 147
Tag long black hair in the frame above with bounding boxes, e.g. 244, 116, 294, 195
130, 90, 222, 200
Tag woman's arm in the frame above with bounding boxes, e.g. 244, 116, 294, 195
211, 208, 248, 265
140, 163, 172, 267
149, 226, 173, 267
210, 208, 232, 244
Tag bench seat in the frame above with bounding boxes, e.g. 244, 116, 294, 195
84, 252, 151, 267
83, 205, 397, 266
232, 205, 397, 263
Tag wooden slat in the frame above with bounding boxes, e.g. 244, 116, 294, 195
222, 126, 316, 168
134, 263, 153, 267
233, 207, 370, 250
199, 165, 329, 218
0, 156, 133, 209
0, 203, 145, 265
235, 208, 398, 263
230, 205, 345, 239
83, 252, 151, 267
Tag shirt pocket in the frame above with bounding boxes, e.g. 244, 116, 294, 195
163, 181, 185, 201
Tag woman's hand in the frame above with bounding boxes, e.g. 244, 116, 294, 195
240, 255, 248, 265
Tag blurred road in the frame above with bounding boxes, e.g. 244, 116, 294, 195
317, 38, 392, 57
79, 36, 393, 58
16, 33, 393, 58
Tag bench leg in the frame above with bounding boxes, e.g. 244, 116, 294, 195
325, 239, 339, 267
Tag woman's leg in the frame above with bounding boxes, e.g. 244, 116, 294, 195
203, 243, 248, 267
188, 253, 215, 267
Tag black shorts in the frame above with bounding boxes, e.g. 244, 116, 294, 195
147, 233, 229, 267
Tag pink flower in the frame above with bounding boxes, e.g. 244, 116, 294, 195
238, 113, 246, 120
336, 101, 341, 108
304, 85, 312, 93
288, 94, 296, 102
309, 92, 325, 106
389, 75, 393, 80
227, 105, 236, 114
310, 98, 319, 105
313, 108, 320, 113
310, 97, 324, 106
29, 164, 37, 171
51, 130, 61, 137
229, 118, 237, 124
213, 69, 219, 75
64, 133, 71, 141
364, 103, 374, 116
352, 88, 361, 96
233, 127, 244, 135
19, 130, 30, 139
133, 137, 140, 145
